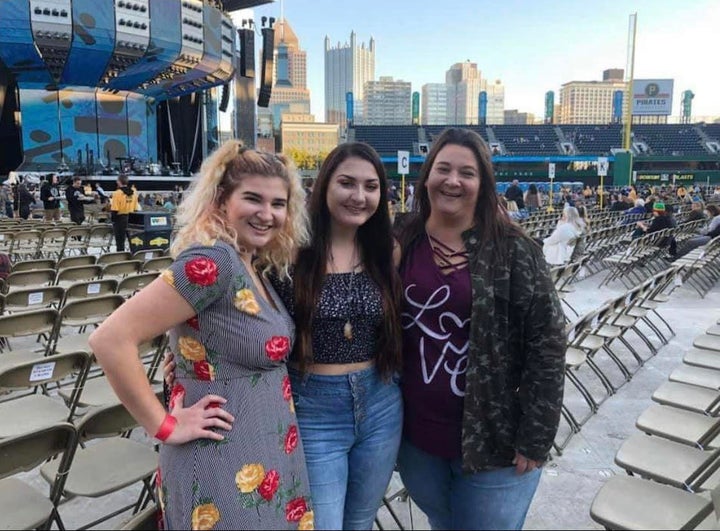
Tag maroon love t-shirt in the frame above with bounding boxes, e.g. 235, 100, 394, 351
400, 235, 471, 459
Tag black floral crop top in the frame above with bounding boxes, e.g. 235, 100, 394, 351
271, 271, 384, 364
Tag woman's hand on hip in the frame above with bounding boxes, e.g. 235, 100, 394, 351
165, 391, 235, 445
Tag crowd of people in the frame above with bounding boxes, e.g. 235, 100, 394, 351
89, 129, 567, 531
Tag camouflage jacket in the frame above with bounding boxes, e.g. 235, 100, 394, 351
461, 227, 566, 473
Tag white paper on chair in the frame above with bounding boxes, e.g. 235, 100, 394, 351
28, 292, 44, 305
674, 275, 683, 287
87, 283, 101, 294
145, 252, 154, 260
30, 361, 56, 382
0, 235, 4, 241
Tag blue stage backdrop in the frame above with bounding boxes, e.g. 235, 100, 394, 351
19, 89, 64, 168
59, 87, 99, 166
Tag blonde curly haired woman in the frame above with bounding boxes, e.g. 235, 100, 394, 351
89, 140, 314, 530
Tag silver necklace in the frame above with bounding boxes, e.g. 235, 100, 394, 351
330, 246, 358, 341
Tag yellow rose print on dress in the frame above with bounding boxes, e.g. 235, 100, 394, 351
191, 502, 221, 530
235, 463, 266, 493
234, 288, 261, 315
160, 269, 175, 287
298, 510, 315, 530
178, 336, 207, 362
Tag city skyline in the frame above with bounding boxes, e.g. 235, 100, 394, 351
242, 0, 720, 122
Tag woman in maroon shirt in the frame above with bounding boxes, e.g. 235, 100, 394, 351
396, 128, 566, 530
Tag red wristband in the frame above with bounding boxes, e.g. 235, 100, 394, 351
154, 414, 177, 442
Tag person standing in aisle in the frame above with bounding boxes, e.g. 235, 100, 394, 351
109, 174, 138, 252
40, 174, 61, 222
65, 177, 95, 225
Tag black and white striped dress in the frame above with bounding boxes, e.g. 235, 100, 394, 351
158, 241, 313, 530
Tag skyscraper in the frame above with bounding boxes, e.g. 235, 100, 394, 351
265, 19, 311, 129
324, 32, 375, 125
446, 61, 482, 125
363, 77, 411, 125
559, 71, 627, 124
421, 83, 448, 125
481, 79, 505, 125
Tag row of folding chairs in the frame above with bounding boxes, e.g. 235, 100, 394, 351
0, 271, 161, 314
0, 280, 169, 528
8, 250, 170, 280
0, 224, 116, 260
2, 257, 170, 296
549, 256, 591, 320
673, 236, 720, 298
582, 224, 636, 276
598, 220, 704, 289
0, 291, 167, 412
12, 248, 170, 273
0, 401, 161, 529
554, 267, 678, 452
590, 318, 720, 530
600, 220, 708, 288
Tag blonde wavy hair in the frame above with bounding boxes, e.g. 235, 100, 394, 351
171, 140, 308, 278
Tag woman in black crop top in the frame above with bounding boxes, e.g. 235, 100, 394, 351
285, 142, 403, 530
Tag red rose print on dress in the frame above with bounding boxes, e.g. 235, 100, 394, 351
285, 497, 308, 522
282, 375, 292, 402
169, 383, 185, 410
257, 470, 280, 501
284, 425, 298, 454
193, 360, 216, 381
184, 257, 219, 287
265, 336, 290, 362
186, 315, 200, 330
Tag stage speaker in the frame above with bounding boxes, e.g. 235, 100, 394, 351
257, 26, 274, 108
238, 28, 255, 78
219, 82, 230, 112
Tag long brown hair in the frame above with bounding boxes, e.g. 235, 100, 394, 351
293, 142, 402, 377
398, 127, 525, 258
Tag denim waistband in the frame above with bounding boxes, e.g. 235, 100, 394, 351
287, 364, 381, 391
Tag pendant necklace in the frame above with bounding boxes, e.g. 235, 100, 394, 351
330, 245, 357, 341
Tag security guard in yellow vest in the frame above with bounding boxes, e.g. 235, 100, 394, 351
110, 174, 139, 252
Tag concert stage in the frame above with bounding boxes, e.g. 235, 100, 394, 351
0, 0, 273, 175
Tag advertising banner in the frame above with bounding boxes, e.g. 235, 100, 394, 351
632, 79, 674, 115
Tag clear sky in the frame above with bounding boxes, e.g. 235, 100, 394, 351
240, 0, 720, 121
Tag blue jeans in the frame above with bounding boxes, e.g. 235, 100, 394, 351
289, 366, 402, 530
397, 439, 541, 530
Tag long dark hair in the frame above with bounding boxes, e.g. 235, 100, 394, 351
398, 128, 525, 258
294, 142, 402, 378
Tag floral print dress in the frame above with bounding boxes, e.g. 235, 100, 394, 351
158, 242, 313, 530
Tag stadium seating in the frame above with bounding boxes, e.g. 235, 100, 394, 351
349, 123, 720, 159
633, 125, 708, 156
352, 125, 421, 156
491, 124, 559, 155
561, 124, 623, 155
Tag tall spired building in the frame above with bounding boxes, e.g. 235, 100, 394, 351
324, 31, 375, 125
265, 19, 311, 129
